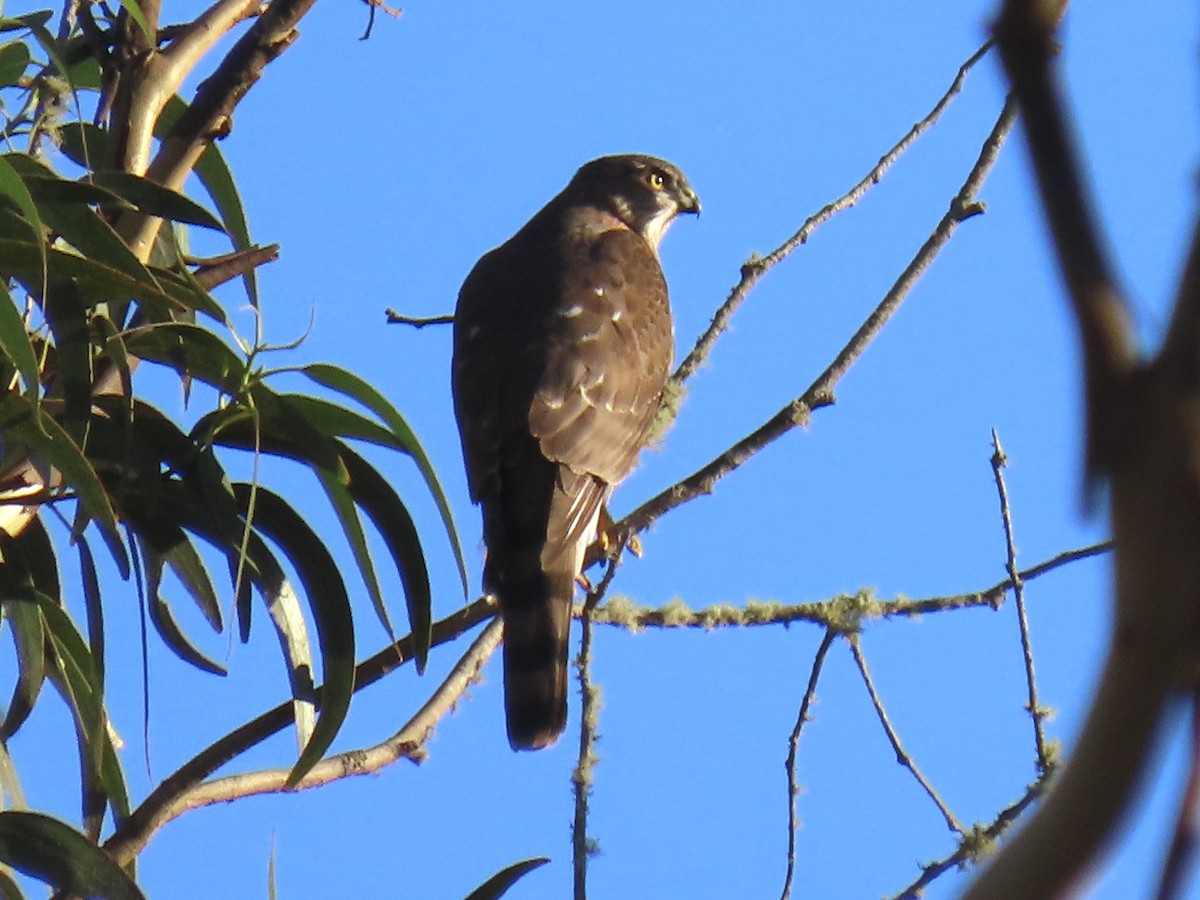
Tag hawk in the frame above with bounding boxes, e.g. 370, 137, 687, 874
452, 154, 700, 750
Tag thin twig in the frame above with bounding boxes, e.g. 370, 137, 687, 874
990, 429, 1051, 773
618, 95, 1020, 542
128, 619, 502, 825
891, 775, 1050, 899
104, 597, 497, 865
848, 634, 965, 835
590, 541, 1110, 632
674, 40, 994, 386
572, 558, 621, 900
384, 309, 454, 328
780, 627, 838, 900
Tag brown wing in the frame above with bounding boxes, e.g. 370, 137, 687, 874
531, 226, 674, 486
529, 226, 673, 587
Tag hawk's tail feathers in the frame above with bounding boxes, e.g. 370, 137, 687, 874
500, 570, 574, 752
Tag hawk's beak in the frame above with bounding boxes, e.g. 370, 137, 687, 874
679, 188, 702, 216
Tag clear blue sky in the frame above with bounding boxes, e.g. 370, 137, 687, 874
7, 1, 1200, 897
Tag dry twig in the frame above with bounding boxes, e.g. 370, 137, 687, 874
617, 94, 1019, 543
780, 627, 838, 900
849, 634, 965, 835
990, 429, 1053, 773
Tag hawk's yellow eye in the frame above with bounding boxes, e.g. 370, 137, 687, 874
648, 171, 666, 190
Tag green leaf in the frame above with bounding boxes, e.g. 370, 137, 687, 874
464, 857, 551, 900
341, 448, 432, 673
210, 401, 395, 645
0, 536, 45, 741
15, 515, 58, 600
40, 597, 127, 824
93, 314, 134, 415
124, 322, 248, 396
259, 395, 395, 647
0, 395, 129, 579
14, 165, 165, 293
0, 811, 144, 900
111, 0, 152, 44
55, 120, 108, 175
0, 12, 52, 35
88, 172, 224, 232
75, 534, 105, 687
0, 40, 30, 87
0, 231, 224, 322
40, 278, 92, 445
0, 283, 39, 399
300, 363, 469, 599
233, 485, 355, 786
139, 537, 227, 676
243, 529, 316, 751
157, 95, 258, 304
0, 154, 44, 287
276, 394, 404, 450
0, 740, 25, 811
162, 531, 223, 632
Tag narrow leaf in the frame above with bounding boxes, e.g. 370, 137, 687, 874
0, 283, 39, 399
0, 811, 144, 900
342, 448, 432, 673
124, 322, 248, 396
76, 534, 105, 687
0, 868, 24, 899
211, 400, 397, 646
139, 538, 227, 677
39, 597, 128, 824
0, 154, 44, 286
0, 396, 129, 578
0, 536, 44, 740
157, 95, 257, 304
464, 857, 551, 900
232, 485, 355, 786
88, 172, 224, 232
111, 0, 152, 43
0, 740, 25, 811
300, 362, 468, 598
162, 534, 222, 632
0, 40, 29, 90
41, 279, 92, 446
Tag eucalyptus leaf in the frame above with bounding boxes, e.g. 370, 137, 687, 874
0, 811, 143, 900
232, 485, 355, 786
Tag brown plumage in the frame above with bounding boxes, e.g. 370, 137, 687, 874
452, 154, 700, 750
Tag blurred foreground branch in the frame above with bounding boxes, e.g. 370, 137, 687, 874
967, 0, 1200, 896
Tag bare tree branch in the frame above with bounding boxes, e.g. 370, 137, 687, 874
572, 558, 621, 899
969, 0, 1200, 895
674, 40, 995, 386
590, 541, 1108, 632
990, 429, 1053, 774
104, 598, 497, 865
618, 95, 1019, 542
122, 619, 502, 843
892, 775, 1049, 899
146, 0, 320, 195
384, 309, 455, 328
780, 627, 837, 900
849, 634, 965, 834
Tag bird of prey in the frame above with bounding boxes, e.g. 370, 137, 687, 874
452, 154, 700, 750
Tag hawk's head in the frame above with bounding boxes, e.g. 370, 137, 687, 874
569, 154, 701, 249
